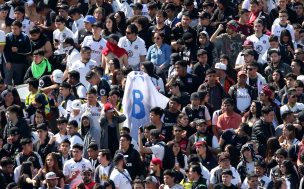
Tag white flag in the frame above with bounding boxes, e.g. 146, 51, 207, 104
122, 71, 169, 140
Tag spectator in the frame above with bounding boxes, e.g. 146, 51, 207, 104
109, 153, 132, 189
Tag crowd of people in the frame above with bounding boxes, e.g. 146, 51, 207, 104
0, 0, 304, 189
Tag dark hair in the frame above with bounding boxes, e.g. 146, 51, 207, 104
168, 142, 185, 168
120, 134, 132, 142
279, 9, 288, 14
156, 10, 167, 18
99, 149, 112, 161
247, 173, 258, 180
141, 61, 155, 77
27, 78, 39, 89
150, 107, 164, 117
285, 73, 297, 80
19, 161, 33, 179
261, 106, 273, 115
81, 46, 92, 53
72, 143, 84, 151
127, 24, 138, 34
190, 164, 202, 176
279, 29, 294, 49
120, 127, 130, 133
7, 105, 23, 117
33, 49, 45, 57
222, 98, 234, 106
247, 100, 262, 120
55, 16, 66, 23
103, 13, 119, 36
60, 82, 71, 89
103, 180, 115, 188
11, 20, 22, 28
175, 60, 188, 68
295, 80, 304, 88
87, 87, 97, 95
269, 34, 279, 42
275, 148, 288, 157
29, 26, 42, 34
274, 178, 286, 189
206, 68, 216, 75
265, 137, 281, 163
68, 120, 78, 128
68, 70, 80, 81
163, 169, 175, 177
116, 11, 127, 35
111, 69, 124, 85
61, 138, 71, 145
109, 58, 121, 70
270, 69, 286, 89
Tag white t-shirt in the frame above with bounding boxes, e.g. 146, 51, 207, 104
280, 103, 304, 115
95, 164, 112, 185
66, 48, 81, 72
70, 59, 98, 89
54, 133, 71, 145
246, 34, 270, 63
210, 166, 241, 186
118, 36, 147, 67
72, 16, 85, 34
149, 143, 165, 161
81, 103, 103, 132
69, 135, 84, 150
53, 27, 75, 54
63, 158, 93, 189
109, 168, 132, 189
82, 35, 106, 66
271, 23, 295, 41
236, 87, 252, 112
0, 30, 5, 65
21, 18, 34, 36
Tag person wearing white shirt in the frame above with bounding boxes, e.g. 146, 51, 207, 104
0, 29, 5, 72
82, 22, 106, 66
63, 143, 93, 189
54, 117, 70, 145
53, 16, 75, 55
118, 24, 147, 70
247, 19, 270, 64
62, 37, 81, 80
280, 88, 304, 115
70, 46, 98, 89
13, 6, 34, 36
66, 120, 84, 150
271, 10, 295, 41
110, 153, 132, 189
94, 149, 114, 185
69, 6, 85, 34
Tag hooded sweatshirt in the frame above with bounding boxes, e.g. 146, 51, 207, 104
79, 111, 101, 159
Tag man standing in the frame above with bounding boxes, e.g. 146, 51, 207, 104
251, 106, 275, 157
63, 143, 93, 189
110, 153, 132, 189
94, 149, 113, 186
3, 20, 31, 85
118, 24, 146, 70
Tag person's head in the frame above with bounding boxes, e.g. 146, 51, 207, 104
239, 9, 250, 23
11, 20, 22, 35
57, 4, 69, 18
172, 125, 183, 139
20, 161, 34, 178
269, 49, 281, 64
147, 2, 158, 18
278, 0, 287, 9
272, 69, 284, 83
286, 88, 297, 103
188, 164, 202, 180
68, 6, 81, 21
108, 90, 121, 104
20, 138, 33, 153
226, 20, 239, 35
247, 173, 259, 189
140, 61, 155, 76
163, 169, 176, 186
222, 98, 234, 113
249, 0, 260, 13
275, 148, 288, 165
126, 24, 138, 41
0, 157, 14, 174
168, 96, 181, 112
164, 3, 176, 18
67, 120, 79, 135
59, 139, 70, 154
59, 82, 71, 97
149, 107, 164, 124
266, 137, 281, 157
291, 59, 302, 74
218, 152, 231, 169
150, 157, 162, 173
246, 62, 259, 77
45, 171, 59, 188
57, 117, 68, 132
86, 87, 98, 104
105, 13, 118, 32
8, 126, 20, 143
119, 134, 131, 150
27, 77, 39, 92
282, 124, 296, 140
274, 178, 287, 189
108, 58, 120, 73
45, 153, 60, 172
294, 2, 304, 16
280, 160, 296, 176
177, 112, 189, 127
285, 73, 297, 88
6, 105, 22, 122
249, 100, 262, 117
181, 11, 191, 27
94, 7, 105, 21
254, 160, 267, 177
133, 178, 144, 189
156, 10, 167, 24
261, 106, 274, 123
279, 10, 288, 24
143, 125, 155, 140
98, 149, 112, 165
29, 26, 42, 41
92, 21, 103, 36
174, 60, 188, 76
195, 119, 208, 135
295, 80, 304, 95
144, 176, 159, 189
221, 169, 233, 186
13, 6, 25, 21
67, 70, 80, 85
80, 46, 92, 61
195, 140, 208, 156
54, 16, 66, 30
153, 31, 165, 45
113, 153, 125, 167
36, 123, 48, 139
81, 168, 93, 184
72, 143, 84, 160
281, 110, 295, 123
206, 69, 217, 84
241, 143, 254, 161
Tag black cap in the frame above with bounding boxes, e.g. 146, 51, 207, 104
0, 4, 10, 11
190, 92, 200, 100
268, 48, 281, 56
222, 169, 234, 177
182, 32, 193, 41
197, 49, 207, 56
184, 0, 194, 6
130, 3, 143, 10
199, 12, 211, 19
20, 138, 32, 145
35, 93, 48, 106
36, 123, 48, 131
9, 127, 20, 135
85, 70, 96, 80
92, 22, 103, 28
14, 6, 25, 13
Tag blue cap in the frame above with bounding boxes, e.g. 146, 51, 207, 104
84, 15, 96, 24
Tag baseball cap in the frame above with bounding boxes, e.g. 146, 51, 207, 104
45, 172, 59, 180
261, 86, 272, 97
226, 20, 239, 31
237, 70, 247, 77
52, 69, 64, 84
222, 169, 234, 177
242, 40, 254, 47
130, 3, 143, 10
71, 99, 82, 110
144, 176, 158, 184
104, 102, 114, 112
214, 63, 227, 70
92, 22, 103, 28
195, 141, 207, 148
241, 49, 255, 56
83, 15, 96, 24
20, 138, 32, 145
199, 12, 211, 19
9, 127, 20, 136
36, 123, 48, 131
268, 48, 281, 56
151, 158, 162, 169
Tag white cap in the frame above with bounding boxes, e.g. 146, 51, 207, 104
45, 172, 59, 180
71, 100, 82, 110
214, 63, 227, 70
297, 75, 304, 84
52, 69, 63, 84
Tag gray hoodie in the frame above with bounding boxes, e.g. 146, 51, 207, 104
79, 111, 101, 158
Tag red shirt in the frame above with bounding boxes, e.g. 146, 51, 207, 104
85, 181, 96, 189
217, 112, 242, 130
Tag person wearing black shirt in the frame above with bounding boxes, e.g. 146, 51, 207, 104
163, 96, 181, 141
57, 4, 73, 30
192, 49, 210, 84
86, 70, 111, 104
269, 0, 297, 24
3, 127, 21, 158
87, 0, 113, 17
171, 12, 197, 42
213, 169, 238, 189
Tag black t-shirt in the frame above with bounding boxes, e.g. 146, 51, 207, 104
221, 130, 248, 152
177, 73, 199, 94
108, 124, 119, 155
96, 79, 111, 98
213, 183, 238, 189
77, 28, 92, 45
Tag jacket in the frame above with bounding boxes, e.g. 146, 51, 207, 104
3, 117, 31, 140
79, 112, 101, 159
4, 32, 32, 64
99, 113, 126, 149
246, 73, 267, 94
264, 62, 292, 78
251, 119, 275, 157
228, 84, 257, 113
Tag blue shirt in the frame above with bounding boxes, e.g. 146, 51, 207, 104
146, 43, 171, 67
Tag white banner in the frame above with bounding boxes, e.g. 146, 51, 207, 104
122, 71, 169, 140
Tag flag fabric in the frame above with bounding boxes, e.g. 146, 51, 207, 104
122, 71, 169, 140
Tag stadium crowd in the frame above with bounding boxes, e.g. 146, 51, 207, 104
1, 0, 304, 189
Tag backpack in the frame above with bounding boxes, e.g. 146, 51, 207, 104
157, 142, 175, 170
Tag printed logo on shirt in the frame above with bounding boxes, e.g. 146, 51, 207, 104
128, 50, 133, 57
82, 164, 86, 169
134, 45, 138, 50
63, 33, 67, 39
187, 78, 192, 83
39, 80, 45, 87
100, 89, 106, 96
